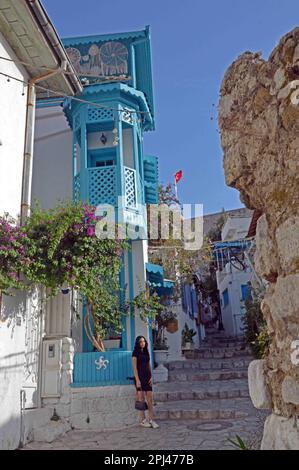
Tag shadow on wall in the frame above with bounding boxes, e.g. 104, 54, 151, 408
0, 289, 26, 338
0, 414, 22, 450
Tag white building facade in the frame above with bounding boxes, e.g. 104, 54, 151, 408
214, 215, 253, 337
0, 0, 81, 449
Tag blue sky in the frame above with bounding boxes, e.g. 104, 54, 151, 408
44, 0, 298, 214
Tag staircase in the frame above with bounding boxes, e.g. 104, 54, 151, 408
154, 329, 255, 422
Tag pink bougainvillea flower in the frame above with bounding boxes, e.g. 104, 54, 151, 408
87, 226, 95, 237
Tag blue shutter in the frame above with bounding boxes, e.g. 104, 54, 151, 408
143, 155, 158, 204
191, 289, 198, 315
222, 289, 229, 307
241, 284, 249, 301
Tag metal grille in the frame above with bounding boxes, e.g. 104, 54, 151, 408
87, 106, 114, 123
124, 167, 136, 207
88, 166, 116, 206
73, 173, 81, 203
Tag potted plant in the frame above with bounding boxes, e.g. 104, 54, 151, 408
153, 307, 174, 364
182, 323, 197, 350
102, 326, 122, 349
165, 311, 178, 333
153, 337, 169, 365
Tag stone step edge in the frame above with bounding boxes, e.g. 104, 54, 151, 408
168, 371, 248, 382
155, 408, 249, 421
154, 388, 249, 402
168, 368, 249, 375
167, 361, 252, 371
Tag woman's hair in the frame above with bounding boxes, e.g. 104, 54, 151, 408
133, 335, 150, 357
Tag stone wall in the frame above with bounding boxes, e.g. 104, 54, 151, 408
218, 27, 299, 449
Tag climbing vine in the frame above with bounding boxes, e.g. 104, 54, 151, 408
0, 202, 163, 350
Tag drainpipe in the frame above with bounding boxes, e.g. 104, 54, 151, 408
20, 64, 66, 225
26, 0, 82, 94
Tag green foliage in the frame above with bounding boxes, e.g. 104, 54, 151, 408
148, 183, 213, 293
206, 211, 227, 242
0, 202, 165, 345
182, 323, 197, 343
228, 435, 248, 450
242, 292, 271, 359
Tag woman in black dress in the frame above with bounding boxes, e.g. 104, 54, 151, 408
132, 335, 159, 428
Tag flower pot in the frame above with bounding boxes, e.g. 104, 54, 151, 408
154, 350, 169, 365
166, 319, 178, 333
103, 339, 121, 349
184, 342, 194, 350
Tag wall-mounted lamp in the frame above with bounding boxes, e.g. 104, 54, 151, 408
100, 133, 107, 145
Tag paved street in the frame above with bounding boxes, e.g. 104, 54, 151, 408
23, 411, 266, 450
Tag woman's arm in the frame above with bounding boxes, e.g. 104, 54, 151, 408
132, 357, 141, 387
148, 361, 153, 385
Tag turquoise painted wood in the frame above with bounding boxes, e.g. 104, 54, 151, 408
72, 350, 133, 387
82, 302, 94, 353
143, 155, 159, 204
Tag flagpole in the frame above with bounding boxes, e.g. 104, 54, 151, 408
174, 176, 178, 201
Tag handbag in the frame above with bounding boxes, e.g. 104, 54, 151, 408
135, 400, 148, 411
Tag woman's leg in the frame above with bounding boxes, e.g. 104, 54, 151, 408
137, 390, 146, 422
145, 391, 154, 421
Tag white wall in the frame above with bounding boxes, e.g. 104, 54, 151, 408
132, 239, 150, 344
222, 216, 251, 242
0, 32, 30, 450
32, 105, 72, 209
0, 291, 27, 449
0, 31, 28, 219
88, 128, 134, 169
218, 267, 252, 336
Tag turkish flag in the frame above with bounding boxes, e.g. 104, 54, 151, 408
174, 170, 183, 184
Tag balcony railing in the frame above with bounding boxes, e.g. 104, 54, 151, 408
73, 166, 138, 209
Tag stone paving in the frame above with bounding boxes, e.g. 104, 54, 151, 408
23, 413, 267, 450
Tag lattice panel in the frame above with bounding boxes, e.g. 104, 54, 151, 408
87, 106, 114, 123
73, 174, 81, 203
124, 167, 137, 208
88, 167, 116, 206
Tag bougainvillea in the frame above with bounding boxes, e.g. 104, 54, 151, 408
0, 213, 30, 292
0, 202, 163, 350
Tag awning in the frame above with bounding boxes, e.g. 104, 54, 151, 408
146, 262, 164, 287
213, 240, 251, 250
146, 263, 175, 295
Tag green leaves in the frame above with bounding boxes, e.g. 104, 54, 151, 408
228, 435, 249, 450
243, 292, 271, 359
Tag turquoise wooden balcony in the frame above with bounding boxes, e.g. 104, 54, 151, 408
74, 165, 138, 209
71, 350, 133, 387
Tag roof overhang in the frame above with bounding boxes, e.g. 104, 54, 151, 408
62, 26, 154, 125
63, 82, 153, 131
0, 0, 82, 97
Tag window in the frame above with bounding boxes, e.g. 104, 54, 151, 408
222, 288, 229, 307
95, 160, 114, 167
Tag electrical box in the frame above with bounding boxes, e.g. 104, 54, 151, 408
41, 339, 62, 398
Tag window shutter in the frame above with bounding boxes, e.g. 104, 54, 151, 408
143, 155, 158, 204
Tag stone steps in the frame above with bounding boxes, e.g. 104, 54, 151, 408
154, 379, 249, 402
184, 348, 251, 359
155, 397, 254, 421
167, 358, 251, 371
168, 368, 248, 382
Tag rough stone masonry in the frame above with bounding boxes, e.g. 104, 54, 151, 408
218, 27, 299, 449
